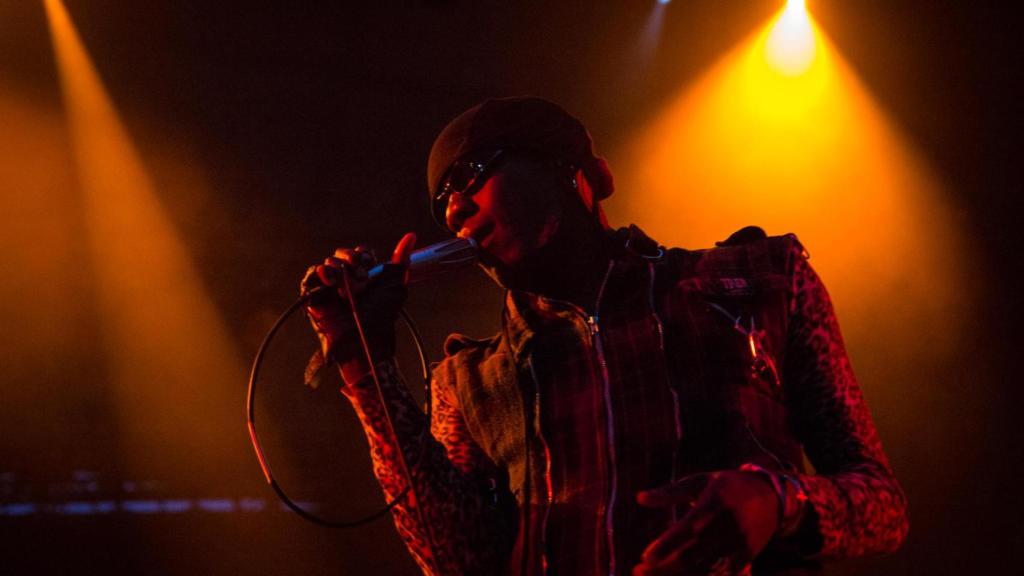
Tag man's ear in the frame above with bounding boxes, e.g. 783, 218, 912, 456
566, 167, 610, 230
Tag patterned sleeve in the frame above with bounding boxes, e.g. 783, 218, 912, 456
781, 248, 909, 558
340, 359, 516, 575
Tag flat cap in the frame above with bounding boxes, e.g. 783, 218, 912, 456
427, 96, 613, 202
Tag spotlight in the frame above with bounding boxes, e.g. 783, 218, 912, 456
765, 0, 817, 76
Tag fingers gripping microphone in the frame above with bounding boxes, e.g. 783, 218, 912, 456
248, 236, 478, 530
369, 236, 478, 284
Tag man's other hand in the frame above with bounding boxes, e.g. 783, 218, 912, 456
633, 470, 780, 576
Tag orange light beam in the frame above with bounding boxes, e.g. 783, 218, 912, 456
44, 0, 248, 482
609, 1, 972, 434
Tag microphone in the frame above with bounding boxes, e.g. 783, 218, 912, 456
370, 236, 478, 284
316, 237, 478, 290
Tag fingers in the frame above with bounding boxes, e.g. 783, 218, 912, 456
637, 472, 716, 508
300, 264, 322, 295
307, 234, 415, 301
317, 245, 375, 291
635, 510, 748, 576
635, 471, 767, 576
330, 246, 374, 276
391, 232, 417, 266
638, 500, 717, 567
635, 521, 700, 574
634, 473, 720, 574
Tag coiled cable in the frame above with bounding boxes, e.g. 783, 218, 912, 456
246, 266, 432, 528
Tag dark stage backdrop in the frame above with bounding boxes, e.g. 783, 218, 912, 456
0, 1, 1020, 574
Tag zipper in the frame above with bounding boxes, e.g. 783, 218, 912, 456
647, 262, 683, 522
587, 260, 617, 576
527, 355, 554, 575
525, 260, 616, 575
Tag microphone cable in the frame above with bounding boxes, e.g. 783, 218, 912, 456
246, 265, 433, 529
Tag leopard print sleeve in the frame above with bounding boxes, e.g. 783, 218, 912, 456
782, 247, 909, 559
341, 360, 515, 575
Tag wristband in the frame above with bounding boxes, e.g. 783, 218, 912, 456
739, 463, 808, 538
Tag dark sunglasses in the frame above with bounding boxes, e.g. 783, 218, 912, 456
431, 149, 507, 228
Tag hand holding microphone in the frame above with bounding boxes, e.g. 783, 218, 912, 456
301, 233, 478, 385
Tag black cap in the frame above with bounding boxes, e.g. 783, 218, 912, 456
427, 97, 614, 202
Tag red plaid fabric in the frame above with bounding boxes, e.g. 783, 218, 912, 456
338, 228, 907, 576
502, 256, 684, 575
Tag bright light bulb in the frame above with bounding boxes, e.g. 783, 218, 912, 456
764, 0, 817, 76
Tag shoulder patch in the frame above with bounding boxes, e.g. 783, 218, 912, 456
686, 229, 804, 295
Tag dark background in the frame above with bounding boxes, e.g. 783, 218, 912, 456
0, 0, 1020, 574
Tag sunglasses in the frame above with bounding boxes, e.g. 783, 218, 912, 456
431, 149, 507, 228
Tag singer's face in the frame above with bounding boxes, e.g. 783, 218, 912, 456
445, 155, 567, 279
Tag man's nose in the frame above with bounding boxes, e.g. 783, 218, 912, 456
445, 191, 478, 232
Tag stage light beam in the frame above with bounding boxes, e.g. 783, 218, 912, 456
764, 0, 817, 76
611, 0, 973, 443
44, 0, 248, 485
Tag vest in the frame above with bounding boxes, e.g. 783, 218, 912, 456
434, 225, 821, 575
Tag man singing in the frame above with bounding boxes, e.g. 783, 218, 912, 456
303, 97, 908, 575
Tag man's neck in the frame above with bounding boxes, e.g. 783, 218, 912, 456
507, 218, 614, 314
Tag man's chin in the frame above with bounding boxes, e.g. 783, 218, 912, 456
479, 243, 556, 292
477, 252, 525, 291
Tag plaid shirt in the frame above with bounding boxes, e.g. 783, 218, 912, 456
340, 227, 908, 575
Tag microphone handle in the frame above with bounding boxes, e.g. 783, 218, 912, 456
367, 237, 478, 284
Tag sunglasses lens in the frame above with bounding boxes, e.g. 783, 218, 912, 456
432, 150, 504, 229
432, 163, 473, 227
443, 162, 480, 196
